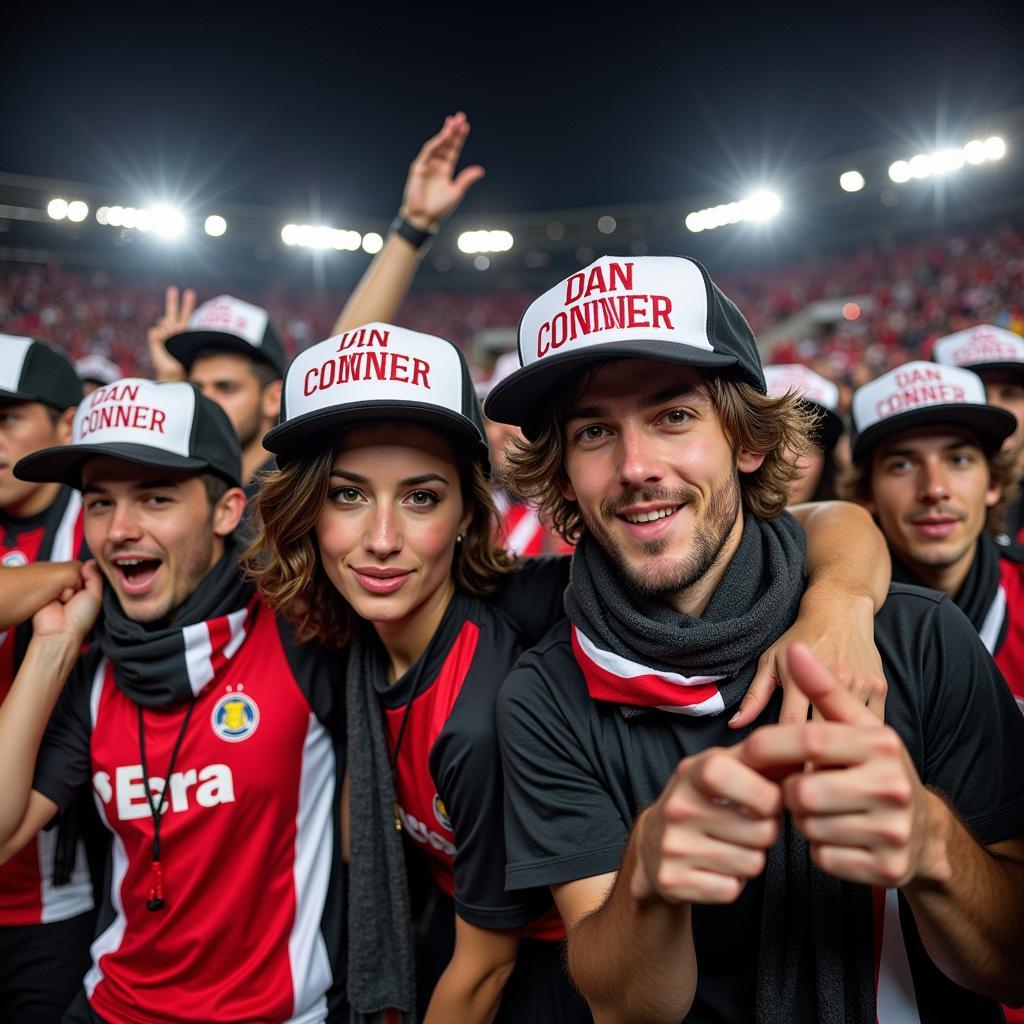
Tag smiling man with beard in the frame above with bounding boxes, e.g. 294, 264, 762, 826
487, 256, 1024, 1024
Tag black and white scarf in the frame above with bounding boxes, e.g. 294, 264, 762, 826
567, 512, 876, 1023
94, 537, 255, 708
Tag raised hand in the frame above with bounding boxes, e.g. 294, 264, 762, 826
400, 112, 485, 230
146, 285, 195, 381
31, 560, 103, 645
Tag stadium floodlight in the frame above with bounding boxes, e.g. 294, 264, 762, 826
281, 222, 364, 251
597, 215, 616, 234
47, 198, 69, 220
684, 190, 781, 233
839, 170, 865, 193
457, 229, 514, 254
66, 200, 89, 223
150, 205, 185, 239
96, 206, 110, 225
362, 231, 384, 254
473, 255, 490, 270
888, 160, 912, 183
888, 136, 1008, 185
204, 214, 227, 237
984, 135, 1006, 160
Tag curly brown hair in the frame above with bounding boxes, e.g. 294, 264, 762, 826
836, 434, 1020, 536
242, 423, 515, 647
502, 364, 817, 544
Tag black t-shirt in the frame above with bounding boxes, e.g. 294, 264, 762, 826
498, 584, 1024, 1023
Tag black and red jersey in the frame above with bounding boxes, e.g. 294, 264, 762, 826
993, 550, 1024, 710
32, 596, 345, 1024
0, 487, 92, 927
377, 590, 562, 942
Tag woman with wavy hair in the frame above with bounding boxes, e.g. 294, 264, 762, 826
244, 322, 891, 1024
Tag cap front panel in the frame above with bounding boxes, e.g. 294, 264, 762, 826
519, 256, 711, 368
74, 379, 195, 457
0, 335, 35, 395
189, 296, 269, 349
284, 324, 464, 422
763, 364, 839, 410
932, 325, 1024, 368
852, 362, 987, 435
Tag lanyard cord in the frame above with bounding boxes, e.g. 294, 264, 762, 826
137, 700, 196, 911
388, 669, 429, 831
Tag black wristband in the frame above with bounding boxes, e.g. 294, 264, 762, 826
389, 213, 437, 252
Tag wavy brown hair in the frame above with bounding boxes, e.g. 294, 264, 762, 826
243, 424, 515, 647
837, 436, 1019, 536
502, 365, 817, 545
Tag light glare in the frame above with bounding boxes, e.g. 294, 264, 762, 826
47, 198, 68, 220
204, 214, 227, 237
66, 200, 89, 223
839, 170, 865, 192
457, 229, 514, 254
362, 231, 384, 254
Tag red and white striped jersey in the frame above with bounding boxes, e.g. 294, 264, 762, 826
0, 488, 92, 927
32, 597, 345, 1024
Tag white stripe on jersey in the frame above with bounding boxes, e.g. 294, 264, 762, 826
38, 828, 92, 924
86, 659, 128, 999
182, 620, 215, 693
223, 607, 249, 659
287, 712, 335, 1022
50, 490, 82, 562
978, 584, 1007, 655
876, 888, 921, 1023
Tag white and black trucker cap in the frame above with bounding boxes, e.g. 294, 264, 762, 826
763, 364, 844, 453
165, 295, 286, 377
484, 255, 765, 437
849, 360, 1015, 463
75, 353, 123, 388
932, 324, 1024, 381
0, 335, 83, 411
15, 378, 242, 488
264, 323, 489, 466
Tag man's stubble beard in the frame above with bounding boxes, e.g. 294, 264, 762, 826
582, 467, 742, 600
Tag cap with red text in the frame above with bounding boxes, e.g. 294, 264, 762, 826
15, 378, 242, 488
849, 360, 1014, 463
165, 295, 286, 377
0, 334, 83, 411
763, 364, 844, 452
931, 324, 1024, 382
264, 323, 489, 467
484, 255, 765, 437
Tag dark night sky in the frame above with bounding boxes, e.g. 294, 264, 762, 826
3, 0, 1023, 220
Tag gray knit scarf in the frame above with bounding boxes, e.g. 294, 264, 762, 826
345, 624, 415, 1024
566, 511, 875, 1023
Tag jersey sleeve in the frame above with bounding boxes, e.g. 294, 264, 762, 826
497, 646, 631, 891
32, 657, 95, 813
277, 617, 344, 736
432, 680, 549, 929
493, 555, 571, 647
917, 596, 1024, 845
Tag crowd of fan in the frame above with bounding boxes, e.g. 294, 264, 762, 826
2, 220, 1022, 394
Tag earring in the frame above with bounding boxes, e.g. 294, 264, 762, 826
456, 534, 464, 543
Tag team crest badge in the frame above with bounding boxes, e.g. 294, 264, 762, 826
432, 794, 452, 831
211, 690, 260, 742
2, 551, 27, 567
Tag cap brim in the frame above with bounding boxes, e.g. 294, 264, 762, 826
0, 388, 66, 410
15, 442, 217, 488
166, 331, 284, 376
960, 361, 1024, 382
264, 400, 490, 464
485, 339, 740, 437
852, 405, 1016, 463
